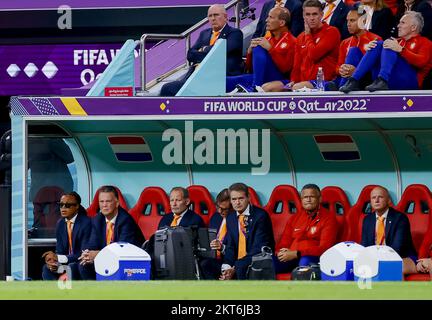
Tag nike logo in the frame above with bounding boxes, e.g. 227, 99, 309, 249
294, 228, 301, 231
301, 45, 306, 48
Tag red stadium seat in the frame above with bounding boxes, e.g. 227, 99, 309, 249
87, 186, 129, 217
32, 186, 65, 234
395, 184, 432, 254
418, 219, 432, 260
321, 186, 351, 242
264, 185, 302, 245
129, 187, 171, 240
344, 185, 380, 243
404, 273, 431, 281
405, 213, 432, 281
248, 186, 262, 207
276, 273, 292, 280
187, 185, 216, 226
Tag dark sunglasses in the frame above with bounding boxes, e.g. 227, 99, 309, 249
58, 202, 78, 208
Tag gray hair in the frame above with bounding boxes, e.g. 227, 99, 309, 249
208, 4, 227, 14
404, 11, 424, 33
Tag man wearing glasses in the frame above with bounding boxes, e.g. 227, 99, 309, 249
200, 188, 232, 279
78, 185, 144, 280
42, 191, 91, 280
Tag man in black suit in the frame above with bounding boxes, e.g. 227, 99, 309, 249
361, 186, 417, 274
42, 192, 91, 280
78, 185, 144, 280
322, 0, 350, 39
200, 188, 232, 279
220, 183, 274, 280
254, 0, 304, 37
160, 4, 244, 96
158, 187, 205, 229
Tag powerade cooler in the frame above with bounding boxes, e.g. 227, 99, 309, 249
94, 242, 151, 280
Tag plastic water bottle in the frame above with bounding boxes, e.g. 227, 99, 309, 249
316, 67, 325, 92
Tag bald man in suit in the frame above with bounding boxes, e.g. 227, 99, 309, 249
160, 4, 243, 96
361, 186, 417, 274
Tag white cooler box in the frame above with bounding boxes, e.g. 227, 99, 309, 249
320, 241, 365, 281
94, 242, 151, 281
354, 245, 403, 281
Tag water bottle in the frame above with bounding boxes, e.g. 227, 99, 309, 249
316, 67, 325, 92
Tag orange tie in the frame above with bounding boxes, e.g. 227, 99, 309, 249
209, 31, 221, 46
216, 218, 227, 259
275, 0, 283, 6
238, 214, 247, 259
376, 216, 385, 245
323, 2, 335, 23
106, 221, 114, 245
67, 220, 73, 254
171, 214, 181, 227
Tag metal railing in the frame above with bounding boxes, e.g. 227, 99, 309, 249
139, 0, 241, 93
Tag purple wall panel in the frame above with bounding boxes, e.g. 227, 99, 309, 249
0, 1, 223, 10
0, 43, 136, 95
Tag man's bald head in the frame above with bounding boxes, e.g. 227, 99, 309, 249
370, 186, 391, 215
269, 6, 291, 29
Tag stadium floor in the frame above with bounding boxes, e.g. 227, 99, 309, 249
0, 281, 431, 300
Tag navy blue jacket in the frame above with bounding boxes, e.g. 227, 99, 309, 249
329, 1, 350, 40
223, 205, 275, 266
187, 24, 244, 76
371, 7, 396, 40
86, 207, 144, 250
253, 0, 304, 37
361, 207, 417, 258
158, 209, 205, 229
56, 213, 92, 263
209, 212, 224, 231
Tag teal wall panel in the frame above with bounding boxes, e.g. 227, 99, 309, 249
388, 132, 432, 192
285, 132, 398, 204
77, 134, 190, 207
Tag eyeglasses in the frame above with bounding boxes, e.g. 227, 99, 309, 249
58, 203, 78, 208
217, 206, 230, 212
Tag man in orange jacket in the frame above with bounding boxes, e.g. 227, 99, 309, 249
274, 184, 338, 274
340, 11, 432, 92
333, 8, 382, 88
227, 6, 296, 93
262, 0, 340, 92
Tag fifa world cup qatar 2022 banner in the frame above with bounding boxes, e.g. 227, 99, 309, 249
0, 43, 140, 95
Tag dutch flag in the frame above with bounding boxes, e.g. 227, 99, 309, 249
108, 136, 153, 162
314, 135, 361, 161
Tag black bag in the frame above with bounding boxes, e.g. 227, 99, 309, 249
247, 246, 276, 280
195, 228, 217, 259
154, 226, 196, 280
291, 264, 321, 280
